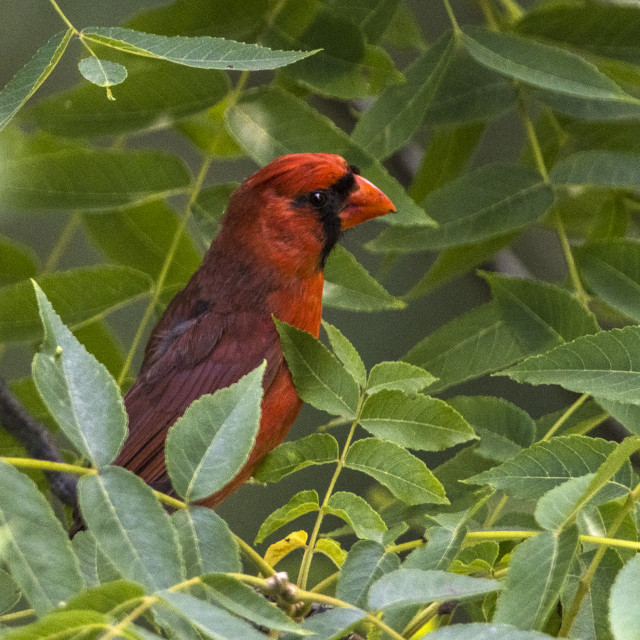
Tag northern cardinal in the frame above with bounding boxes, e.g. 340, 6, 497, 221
115, 153, 395, 507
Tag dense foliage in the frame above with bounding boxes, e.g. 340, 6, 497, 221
2, 0, 640, 638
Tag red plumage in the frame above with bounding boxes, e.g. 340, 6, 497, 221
115, 153, 395, 506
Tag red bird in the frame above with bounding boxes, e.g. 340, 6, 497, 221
115, 153, 395, 507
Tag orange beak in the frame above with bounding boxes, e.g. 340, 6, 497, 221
339, 174, 396, 229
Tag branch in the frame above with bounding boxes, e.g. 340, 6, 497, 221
0, 375, 77, 506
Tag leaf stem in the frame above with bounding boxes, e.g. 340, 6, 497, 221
297, 395, 365, 590
519, 96, 590, 307
403, 601, 441, 638
542, 393, 589, 441
0, 608, 35, 623
48, 0, 78, 33
44, 212, 82, 273
554, 211, 591, 307
482, 493, 508, 528
0, 456, 95, 476
117, 155, 213, 386
442, 0, 462, 35
519, 96, 549, 183
559, 482, 640, 636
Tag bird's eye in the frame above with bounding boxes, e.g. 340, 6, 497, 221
309, 191, 328, 208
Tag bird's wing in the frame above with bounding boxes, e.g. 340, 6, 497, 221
115, 309, 283, 487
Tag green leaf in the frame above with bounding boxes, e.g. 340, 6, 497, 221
82, 26, 318, 71
275, 319, 360, 418
325, 0, 401, 45
125, 0, 268, 40
368, 568, 500, 609
0, 461, 83, 616
484, 272, 600, 353
159, 591, 272, 640
323, 245, 405, 311
359, 390, 476, 451
201, 575, 307, 634
0, 148, 191, 210
172, 507, 241, 577
28, 60, 229, 138
326, 491, 387, 542
225, 87, 430, 226
351, 32, 456, 159
405, 525, 467, 571
405, 233, 517, 300
517, 4, 640, 64
500, 325, 640, 404
367, 165, 553, 252
165, 363, 265, 502
536, 90, 640, 122
296, 607, 366, 640
426, 50, 518, 126
610, 554, 640, 640
267, 8, 401, 99
78, 466, 184, 592
366, 361, 436, 395
73, 320, 125, 379
551, 151, 640, 190
0, 266, 153, 343
344, 438, 448, 505
0, 234, 37, 285
404, 301, 527, 394
78, 57, 127, 88
535, 437, 640, 531
65, 579, 145, 614
71, 530, 120, 588
494, 527, 579, 630
0, 610, 108, 640
421, 623, 563, 639
466, 435, 630, 500
322, 321, 367, 387
0, 569, 20, 615
447, 396, 535, 463
83, 201, 201, 289
462, 26, 634, 101
31, 283, 127, 467
596, 397, 640, 437
0, 29, 72, 132
254, 490, 319, 544
575, 240, 640, 323
563, 548, 622, 640
335, 540, 400, 608
178, 100, 242, 158
253, 433, 339, 483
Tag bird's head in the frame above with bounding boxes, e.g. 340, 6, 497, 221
223, 153, 396, 276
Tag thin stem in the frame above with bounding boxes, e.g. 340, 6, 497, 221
297, 395, 365, 590
44, 213, 82, 273
542, 393, 589, 441
519, 96, 590, 307
310, 570, 339, 594
482, 493, 508, 528
403, 601, 440, 639
234, 535, 276, 577
0, 456, 95, 476
555, 211, 591, 307
117, 156, 213, 386
566, 412, 609, 437
0, 608, 35, 623
477, 0, 499, 30
442, 0, 462, 34
48, 0, 78, 32
101, 596, 157, 640
153, 490, 186, 511
498, 0, 523, 21
519, 97, 549, 183
560, 483, 640, 636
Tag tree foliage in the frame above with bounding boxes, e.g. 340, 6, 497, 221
1, 1, 640, 638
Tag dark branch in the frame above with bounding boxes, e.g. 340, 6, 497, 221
0, 375, 77, 506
